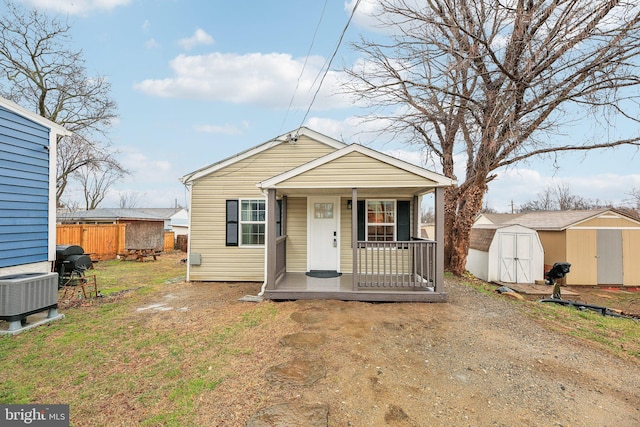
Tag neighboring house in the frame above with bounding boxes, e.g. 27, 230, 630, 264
0, 97, 71, 276
180, 127, 456, 302
467, 224, 544, 284
1, 96, 70, 332
58, 208, 166, 250
476, 209, 640, 286
134, 208, 188, 234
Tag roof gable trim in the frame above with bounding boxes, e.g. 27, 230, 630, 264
0, 96, 71, 137
257, 144, 456, 189
180, 127, 346, 184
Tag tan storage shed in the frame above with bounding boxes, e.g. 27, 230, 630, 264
476, 209, 640, 287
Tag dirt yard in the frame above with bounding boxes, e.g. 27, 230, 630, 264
133, 271, 640, 426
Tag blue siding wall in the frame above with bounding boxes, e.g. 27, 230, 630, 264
0, 105, 51, 268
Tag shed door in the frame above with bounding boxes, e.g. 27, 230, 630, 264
499, 233, 532, 283
597, 229, 623, 285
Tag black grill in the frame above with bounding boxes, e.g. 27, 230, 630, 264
54, 245, 93, 287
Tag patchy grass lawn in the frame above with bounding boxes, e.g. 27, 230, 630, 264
0, 257, 637, 426
0, 252, 286, 426
459, 273, 640, 360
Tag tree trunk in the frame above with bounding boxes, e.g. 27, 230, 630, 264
444, 182, 487, 275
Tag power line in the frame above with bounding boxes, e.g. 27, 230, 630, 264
297, 0, 362, 132
280, 0, 329, 134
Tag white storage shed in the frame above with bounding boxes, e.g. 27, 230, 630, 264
466, 224, 544, 284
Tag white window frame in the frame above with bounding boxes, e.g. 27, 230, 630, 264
365, 199, 397, 242
239, 198, 266, 246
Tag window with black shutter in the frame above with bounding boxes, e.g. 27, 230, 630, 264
356, 199, 411, 242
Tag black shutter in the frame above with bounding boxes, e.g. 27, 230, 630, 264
226, 200, 239, 246
397, 200, 411, 241
357, 200, 366, 241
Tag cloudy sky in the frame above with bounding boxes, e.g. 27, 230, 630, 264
6, 0, 640, 212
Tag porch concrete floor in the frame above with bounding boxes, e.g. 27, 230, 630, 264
276, 272, 353, 292
265, 272, 446, 303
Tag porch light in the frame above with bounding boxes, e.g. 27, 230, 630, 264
347, 200, 352, 209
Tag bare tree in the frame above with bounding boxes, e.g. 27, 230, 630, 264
519, 183, 594, 212
56, 134, 126, 204
629, 187, 640, 210
76, 164, 126, 210
118, 192, 143, 209
344, 0, 640, 274
0, 0, 125, 204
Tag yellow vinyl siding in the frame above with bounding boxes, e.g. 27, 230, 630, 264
577, 215, 640, 228
189, 137, 336, 281
565, 229, 597, 285
537, 230, 566, 268
278, 152, 437, 188
622, 230, 640, 286
286, 197, 307, 272
340, 198, 353, 273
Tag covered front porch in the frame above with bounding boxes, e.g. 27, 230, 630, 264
258, 144, 454, 302
262, 189, 448, 302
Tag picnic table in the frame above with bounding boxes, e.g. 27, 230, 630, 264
118, 248, 160, 262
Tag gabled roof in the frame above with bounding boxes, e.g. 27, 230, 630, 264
469, 227, 496, 252
0, 96, 71, 137
476, 213, 525, 225
470, 223, 538, 251
477, 208, 640, 231
257, 143, 456, 189
180, 127, 346, 184
58, 208, 167, 221
134, 208, 185, 219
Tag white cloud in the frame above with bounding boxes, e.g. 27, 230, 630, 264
345, 0, 383, 31
21, 0, 131, 15
119, 148, 173, 182
145, 38, 159, 49
134, 52, 354, 110
178, 28, 214, 50
193, 123, 247, 136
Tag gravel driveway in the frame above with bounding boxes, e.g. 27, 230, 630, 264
137, 274, 639, 426
238, 277, 640, 426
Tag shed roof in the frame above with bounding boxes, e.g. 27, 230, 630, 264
57, 208, 167, 222
469, 227, 497, 251
477, 208, 640, 231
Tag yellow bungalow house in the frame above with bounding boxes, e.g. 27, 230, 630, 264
180, 127, 456, 302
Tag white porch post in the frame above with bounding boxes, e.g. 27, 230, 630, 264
435, 187, 445, 293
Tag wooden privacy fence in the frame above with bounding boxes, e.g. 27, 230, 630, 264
164, 232, 175, 252
57, 225, 177, 260
57, 224, 126, 260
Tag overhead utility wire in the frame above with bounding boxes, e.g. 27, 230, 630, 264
280, 0, 329, 134
297, 0, 362, 132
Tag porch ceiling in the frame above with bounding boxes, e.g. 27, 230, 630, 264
275, 186, 435, 198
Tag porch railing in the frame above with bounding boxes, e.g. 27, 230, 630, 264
275, 236, 287, 280
355, 239, 435, 290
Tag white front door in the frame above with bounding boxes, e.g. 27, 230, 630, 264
307, 196, 340, 271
